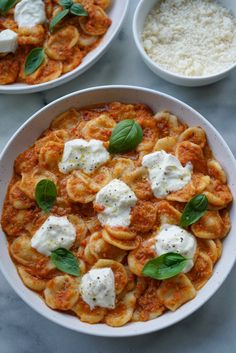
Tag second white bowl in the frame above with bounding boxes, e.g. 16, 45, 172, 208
0, 0, 129, 94
133, 0, 236, 87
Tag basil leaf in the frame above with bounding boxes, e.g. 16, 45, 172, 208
50, 8, 69, 33
59, 0, 72, 8
180, 194, 208, 227
24, 48, 45, 76
35, 179, 57, 213
51, 248, 80, 276
0, 0, 17, 13
70, 3, 88, 16
142, 252, 188, 280
109, 119, 143, 153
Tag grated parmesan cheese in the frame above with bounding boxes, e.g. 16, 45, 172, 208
142, 0, 236, 77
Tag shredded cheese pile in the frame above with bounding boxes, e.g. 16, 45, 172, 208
142, 0, 236, 77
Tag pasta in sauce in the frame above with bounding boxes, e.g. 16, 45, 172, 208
1, 102, 232, 327
0, 0, 112, 85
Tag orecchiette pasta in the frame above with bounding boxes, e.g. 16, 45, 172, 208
9, 181, 34, 209
93, 259, 128, 294
207, 160, 227, 184
50, 109, 80, 130
123, 167, 153, 200
79, 5, 111, 36
197, 239, 219, 264
19, 167, 57, 199
39, 141, 64, 170
191, 210, 230, 239
88, 231, 126, 262
167, 173, 210, 202
155, 111, 184, 137
44, 275, 80, 310
203, 179, 232, 208
132, 279, 165, 321
66, 167, 111, 203
130, 201, 157, 233
178, 127, 206, 149
18, 266, 47, 291
1, 102, 232, 327
176, 141, 207, 174
105, 291, 136, 327
0, 2, 111, 85
187, 252, 213, 290
156, 200, 181, 225
102, 229, 141, 251
157, 274, 196, 311
73, 298, 106, 324
128, 238, 156, 276
10, 235, 45, 266
81, 114, 116, 141
153, 136, 177, 153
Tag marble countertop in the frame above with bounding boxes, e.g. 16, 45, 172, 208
1, 1, 236, 352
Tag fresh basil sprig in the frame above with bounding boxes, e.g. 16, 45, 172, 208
70, 3, 88, 16
180, 194, 208, 228
50, 0, 88, 33
109, 119, 143, 153
59, 0, 73, 8
49, 9, 69, 33
142, 252, 188, 280
35, 179, 57, 213
24, 48, 45, 76
0, 0, 17, 14
51, 248, 80, 276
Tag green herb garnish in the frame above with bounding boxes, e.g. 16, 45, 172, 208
109, 119, 143, 153
0, 0, 17, 14
51, 248, 80, 276
142, 252, 188, 280
180, 194, 208, 227
24, 48, 45, 76
70, 3, 88, 16
35, 179, 57, 213
50, 0, 88, 33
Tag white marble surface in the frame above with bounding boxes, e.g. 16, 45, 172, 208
1, 1, 236, 352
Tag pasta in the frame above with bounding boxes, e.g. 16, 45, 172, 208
1, 102, 232, 327
0, 0, 112, 85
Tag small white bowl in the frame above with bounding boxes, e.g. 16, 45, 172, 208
1, 85, 236, 337
0, 0, 129, 94
133, 0, 236, 87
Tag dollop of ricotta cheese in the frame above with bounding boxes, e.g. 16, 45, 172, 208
59, 139, 110, 174
95, 179, 137, 227
142, 150, 192, 198
154, 224, 197, 273
0, 29, 18, 53
14, 0, 46, 28
80, 268, 115, 309
31, 216, 76, 256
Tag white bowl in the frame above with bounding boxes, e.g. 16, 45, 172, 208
0, 0, 129, 94
133, 0, 236, 87
0, 85, 236, 337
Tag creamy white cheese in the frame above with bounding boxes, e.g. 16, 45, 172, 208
80, 268, 115, 309
59, 139, 110, 174
95, 179, 137, 227
142, 150, 192, 198
0, 29, 18, 53
31, 216, 76, 256
154, 224, 197, 273
14, 0, 46, 28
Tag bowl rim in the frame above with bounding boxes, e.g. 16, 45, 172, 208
0, 0, 129, 94
1, 85, 236, 337
133, 0, 236, 82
